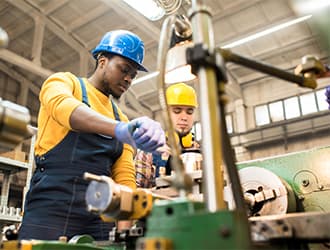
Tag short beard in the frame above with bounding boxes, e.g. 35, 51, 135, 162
101, 77, 121, 99
177, 129, 189, 137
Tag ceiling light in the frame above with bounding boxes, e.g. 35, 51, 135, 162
292, 0, 330, 14
0, 27, 9, 48
165, 41, 196, 84
221, 15, 312, 49
132, 71, 159, 85
122, 0, 165, 21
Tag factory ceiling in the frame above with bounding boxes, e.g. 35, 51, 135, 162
0, 0, 328, 125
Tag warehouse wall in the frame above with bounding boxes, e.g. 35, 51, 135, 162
228, 76, 330, 161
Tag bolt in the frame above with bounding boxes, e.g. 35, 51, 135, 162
298, 195, 305, 201
260, 224, 268, 232
302, 179, 309, 187
282, 225, 289, 232
137, 241, 145, 250
276, 220, 284, 225
95, 191, 101, 199
155, 240, 162, 250
219, 227, 231, 238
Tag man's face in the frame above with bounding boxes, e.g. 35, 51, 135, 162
100, 55, 138, 99
169, 105, 195, 136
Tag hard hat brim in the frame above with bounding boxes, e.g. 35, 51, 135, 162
92, 50, 148, 72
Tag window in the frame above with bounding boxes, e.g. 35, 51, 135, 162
254, 88, 328, 127
192, 114, 234, 141
269, 101, 284, 122
300, 92, 317, 115
225, 114, 233, 134
284, 97, 300, 119
255, 105, 270, 126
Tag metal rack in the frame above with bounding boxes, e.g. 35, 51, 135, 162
0, 135, 35, 225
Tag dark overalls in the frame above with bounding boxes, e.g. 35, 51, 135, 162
18, 78, 123, 241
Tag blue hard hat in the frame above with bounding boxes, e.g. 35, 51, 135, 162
92, 30, 148, 72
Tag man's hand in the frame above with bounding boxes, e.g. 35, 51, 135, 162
114, 116, 165, 152
156, 144, 171, 157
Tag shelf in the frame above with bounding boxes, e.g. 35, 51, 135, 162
0, 206, 22, 225
0, 156, 29, 173
0, 136, 35, 225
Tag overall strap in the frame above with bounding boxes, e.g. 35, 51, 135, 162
78, 76, 120, 122
110, 100, 121, 121
77, 77, 90, 107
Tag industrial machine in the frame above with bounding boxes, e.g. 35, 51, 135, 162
1, 0, 330, 249
0, 98, 33, 150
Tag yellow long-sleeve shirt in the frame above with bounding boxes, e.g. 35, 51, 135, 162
35, 72, 136, 188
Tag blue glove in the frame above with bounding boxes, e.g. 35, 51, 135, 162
114, 116, 165, 152
326, 86, 330, 109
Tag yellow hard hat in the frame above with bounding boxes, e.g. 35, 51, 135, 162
166, 83, 198, 108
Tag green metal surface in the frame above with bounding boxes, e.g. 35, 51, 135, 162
30, 242, 103, 250
237, 146, 330, 213
28, 242, 125, 250
140, 198, 253, 250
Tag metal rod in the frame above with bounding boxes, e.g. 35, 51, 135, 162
219, 100, 247, 211
219, 48, 316, 89
150, 192, 175, 201
189, 0, 226, 212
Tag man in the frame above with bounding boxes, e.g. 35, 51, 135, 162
135, 82, 199, 188
18, 30, 165, 240
326, 86, 330, 109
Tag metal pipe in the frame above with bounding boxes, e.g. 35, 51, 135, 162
219, 102, 247, 212
156, 15, 193, 193
188, 0, 226, 211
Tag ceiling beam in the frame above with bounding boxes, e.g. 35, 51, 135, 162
0, 49, 53, 79
0, 62, 39, 123
46, 50, 78, 69
79, 51, 90, 76
66, 5, 111, 32
31, 15, 45, 65
212, 0, 264, 22
117, 100, 143, 120
43, 0, 70, 15
124, 90, 153, 117
100, 0, 160, 40
0, 61, 40, 96
7, 0, 87, 50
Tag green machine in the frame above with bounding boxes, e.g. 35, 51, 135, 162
237, 146, 330, 214
235, 146, 330, 250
